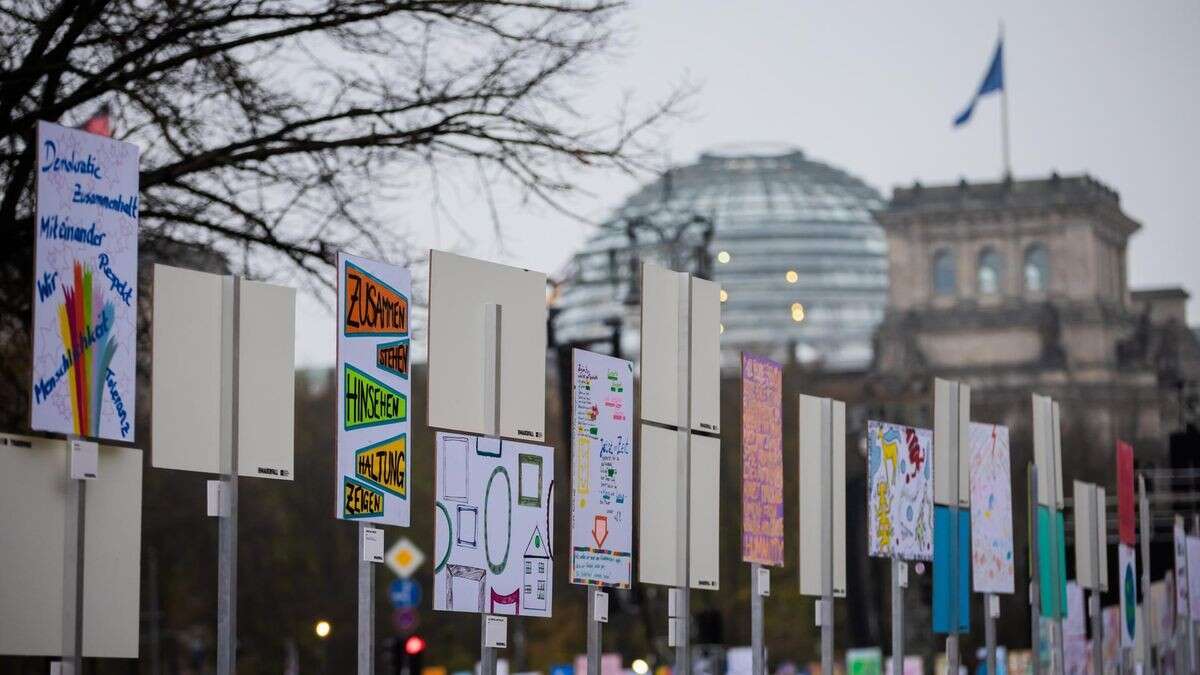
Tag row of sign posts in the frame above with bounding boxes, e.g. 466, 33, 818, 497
8, 119, 1200, 675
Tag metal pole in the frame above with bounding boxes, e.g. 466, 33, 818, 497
358, 522, 375, 675
1138, 475, 1153, 675
751, 564, 764, 675
820, 398, 833, 675
1188, 514, 1197, 674
674, 274, 692, 675
480, 303, 502, 675
947, 383, 961, 675
986, 594, 997, 675
1000, 22, 1012, 180
1092, 487, 1104, 675
891, 557, 903, 675
217, 275, 242, 675
587, 589, 601, 675
1030, 463, 1042, 675
61, 440, 86, 675
1049, 404, 1064, 675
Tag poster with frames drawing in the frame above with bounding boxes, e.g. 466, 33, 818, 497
336, 251, 411, 525
570, 349, 634, 588
866, 420, 933, 561
31, 121, 140, 442
434, 432, 555, 617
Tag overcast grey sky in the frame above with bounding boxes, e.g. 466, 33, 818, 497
296, 0, 1200, 366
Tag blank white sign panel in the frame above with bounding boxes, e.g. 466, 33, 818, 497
933, 379, 971, 507
0, 433, 142, 657
427, 250, 547, 441
639, 424, 680, 586
639, 263, 682, 428
152, 265, 296, 478
797, 395, 847, 598
1096, 486, 1108, 591
152, 264, 224, 474
1032, 395, 1065, 507
1073, 481, 1098, 589
689, 278, 721, 434
689, 433, 720, 590
832, 399, 847, 598
236, 278, 295, 479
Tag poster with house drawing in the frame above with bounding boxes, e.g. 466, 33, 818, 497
867, 420, 933, 560
569, 349, 634, 588
969, 422, 1014, 594
434, 432, 555, 617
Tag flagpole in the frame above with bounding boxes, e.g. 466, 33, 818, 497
999, 22, 1012, 178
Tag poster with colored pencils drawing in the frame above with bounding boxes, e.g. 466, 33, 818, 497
31, 120, 139, 442
969, 422, 1014, 594
867, 420, 933, 560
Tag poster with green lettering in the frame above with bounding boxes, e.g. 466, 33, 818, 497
336, 251, 412, 525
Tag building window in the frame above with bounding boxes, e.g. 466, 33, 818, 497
977, 248, 1003, 295
932, 249, 956, 296
1024, 243, 1049, 293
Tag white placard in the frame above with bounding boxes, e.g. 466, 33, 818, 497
989, 594, 1001, 618
667, 617, 680, 647
362, 527, 385, 563
757, 567, 771, 597
898, 562, 909, 589
688, 278, 721, 434
151, 265, 295, 479
1074, 481, 1100, 590
484, 615, 508, 648
336, 252, 412, 525
1032, 394, 1064, 508
689, 433, 721, 590
668, 587, 682, 617
0, 432, 141, 657
638, 424, 680, 587
569, 349, 633, 588
426, 250, 546, 441
69, 438, 98, 480
933, 379, 970, 507
31, 122, 139, 443
206, 480, 226, 517
593, 590, 609, 623
798, 395, 847, 598
433, 432, 554, 617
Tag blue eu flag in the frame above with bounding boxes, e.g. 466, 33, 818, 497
954, 38, 1004, 127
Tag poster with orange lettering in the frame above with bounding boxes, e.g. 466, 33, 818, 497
741, 353, 784, 566
336, 251, 411, 525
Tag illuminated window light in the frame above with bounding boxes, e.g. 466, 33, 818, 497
719, 323, 725, 334
719, 289, 728, 303
717, 250, 731, 264
790, 302, 805, 322
785, 270, 798, 283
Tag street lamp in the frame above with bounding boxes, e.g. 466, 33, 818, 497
314, 620, 331, 639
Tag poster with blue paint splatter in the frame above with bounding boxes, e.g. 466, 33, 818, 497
969, 422, 1014, 594
867, 420, 933, 561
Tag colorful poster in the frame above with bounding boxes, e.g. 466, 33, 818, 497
932, 505, 970, 633
335, 252, 411, 525
433, 432, 554, 617
1036, 505, 1069, 618
1117, 441, 1135, 546
1102, 606, 1120, 673
1175, 517, 1189, 617
845, 648, 882, 675
31, 120, 139, 441
569, 349, 634, 588
741, 353, 784, 566
867, 420, 933, 560
1151, 575, 1174, 646
1119, 543, 1137, 647
1188, 536, 1200, 620
1064, 581, 1086, 637
969, 423, 1014, 594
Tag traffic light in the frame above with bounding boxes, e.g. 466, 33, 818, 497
404, 635, 426, 656
392, 634, 425, 675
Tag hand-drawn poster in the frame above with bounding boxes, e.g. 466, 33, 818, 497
741, 353, 784, 566
969, 422, 1014, 594
1119, 543, 1137, 647
336, 251, 412, 526
1188, 536, 1200, 620
867, 420, 933, 560
1102, 606, 1120, 672
434, 432, 554, 618
31, 121, 139, 441
1117, 440, 1135, 546
569, 349, 634, 588
845, 648, 882, 675
1175, 517, 1189, 617
1151, 575, 1174, 646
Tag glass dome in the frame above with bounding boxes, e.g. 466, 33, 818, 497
552, 144, 888, 370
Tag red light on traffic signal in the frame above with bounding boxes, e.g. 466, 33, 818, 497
405, 635, 426, 655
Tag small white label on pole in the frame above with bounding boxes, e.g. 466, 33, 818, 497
1029, 584, 1036, 607
484, 615, 507, 648
898, 562, 908, 589
50, 662, 64, 675
362, 527, 385, 563
667, 617, 679, 647
668, 588, 682, 618
69, 439, 98, 479
815, 600, 823, 626
206, 480, 228, 517
594, 590, 609, 623
989, 594, 1001, 618
757, 567, 771, 597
